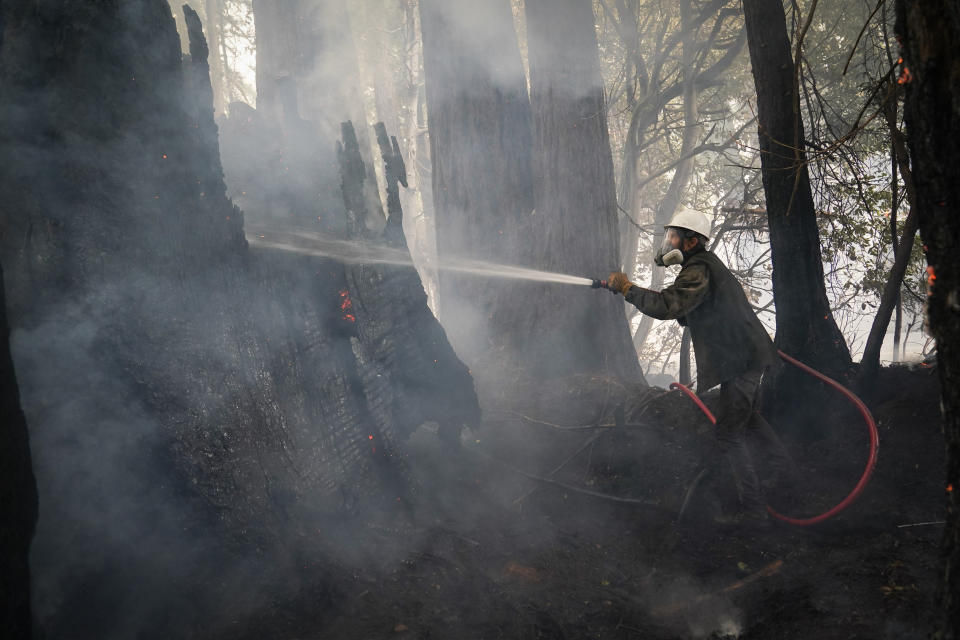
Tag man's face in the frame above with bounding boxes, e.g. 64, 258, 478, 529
665, 228, 683, 250
667, 227, 699, 252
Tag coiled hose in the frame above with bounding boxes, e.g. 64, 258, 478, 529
670, 350, 879, 526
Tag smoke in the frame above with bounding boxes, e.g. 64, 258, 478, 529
0, 0, 861, 638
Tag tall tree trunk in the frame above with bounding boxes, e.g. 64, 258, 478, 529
896, 3, 960, 636
252, 0, 299, 120
524, 0, 641, 379
0, 260, 37, 639
419, 0, 538, 359
741, 0, 852, 378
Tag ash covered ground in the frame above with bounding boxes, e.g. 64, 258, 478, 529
193, 363, 943, 640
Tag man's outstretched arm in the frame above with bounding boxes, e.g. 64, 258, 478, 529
610, 264, 710, 320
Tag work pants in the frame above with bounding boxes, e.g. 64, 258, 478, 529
714, 369, 795, 514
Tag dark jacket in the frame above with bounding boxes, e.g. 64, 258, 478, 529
624, 248, 775, 390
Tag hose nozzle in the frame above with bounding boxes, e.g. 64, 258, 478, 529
591, 279, 616, 293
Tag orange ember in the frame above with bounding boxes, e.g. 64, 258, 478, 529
339, 290, 357, 322
898, 66, 913, 84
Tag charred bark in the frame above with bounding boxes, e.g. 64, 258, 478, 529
741, 0, 851, 378
524, 0, 642, 379
895, 3, 960, 636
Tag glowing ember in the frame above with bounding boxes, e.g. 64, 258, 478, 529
948, 484, 954, 493
927, 266, 936, 293
338, 290, 356, 322
898, 66, 913, 84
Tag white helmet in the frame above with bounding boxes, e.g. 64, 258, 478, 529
666, 207, 711, 239
655, 208, 712, 266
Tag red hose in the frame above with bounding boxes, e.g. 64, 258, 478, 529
670, 350, 879, 526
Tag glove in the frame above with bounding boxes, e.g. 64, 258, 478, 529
607, 272, 633, 295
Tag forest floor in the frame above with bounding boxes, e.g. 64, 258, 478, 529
222, 364, 945, 639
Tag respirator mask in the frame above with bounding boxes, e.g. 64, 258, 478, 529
654, 227, 686, 267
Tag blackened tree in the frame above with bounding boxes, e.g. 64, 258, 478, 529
896, 2, 960, 636
741, 0, 852, 378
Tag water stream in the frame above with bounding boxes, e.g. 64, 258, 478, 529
246, 226, 594, 287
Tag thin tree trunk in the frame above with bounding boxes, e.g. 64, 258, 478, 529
524, 0, 641, 379
679, 326, 692, 385
860, 208, 919, 377
896, 2, 960, 636
742, 0, 852, 378
860, 94, 918, 378
891, 132, 903, 362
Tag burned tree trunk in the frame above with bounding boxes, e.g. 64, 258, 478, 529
0, 2, 412, 635
524, 0, 642, 379
337, 120, 481, 443
419, 0, 539, 359
0, 261, 37, 639
741, 0, 851, 378
895, 3, 960, 636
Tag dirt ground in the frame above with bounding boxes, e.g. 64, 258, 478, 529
219, 364, 945, 639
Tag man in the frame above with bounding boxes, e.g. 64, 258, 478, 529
606, 208, 793, 526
